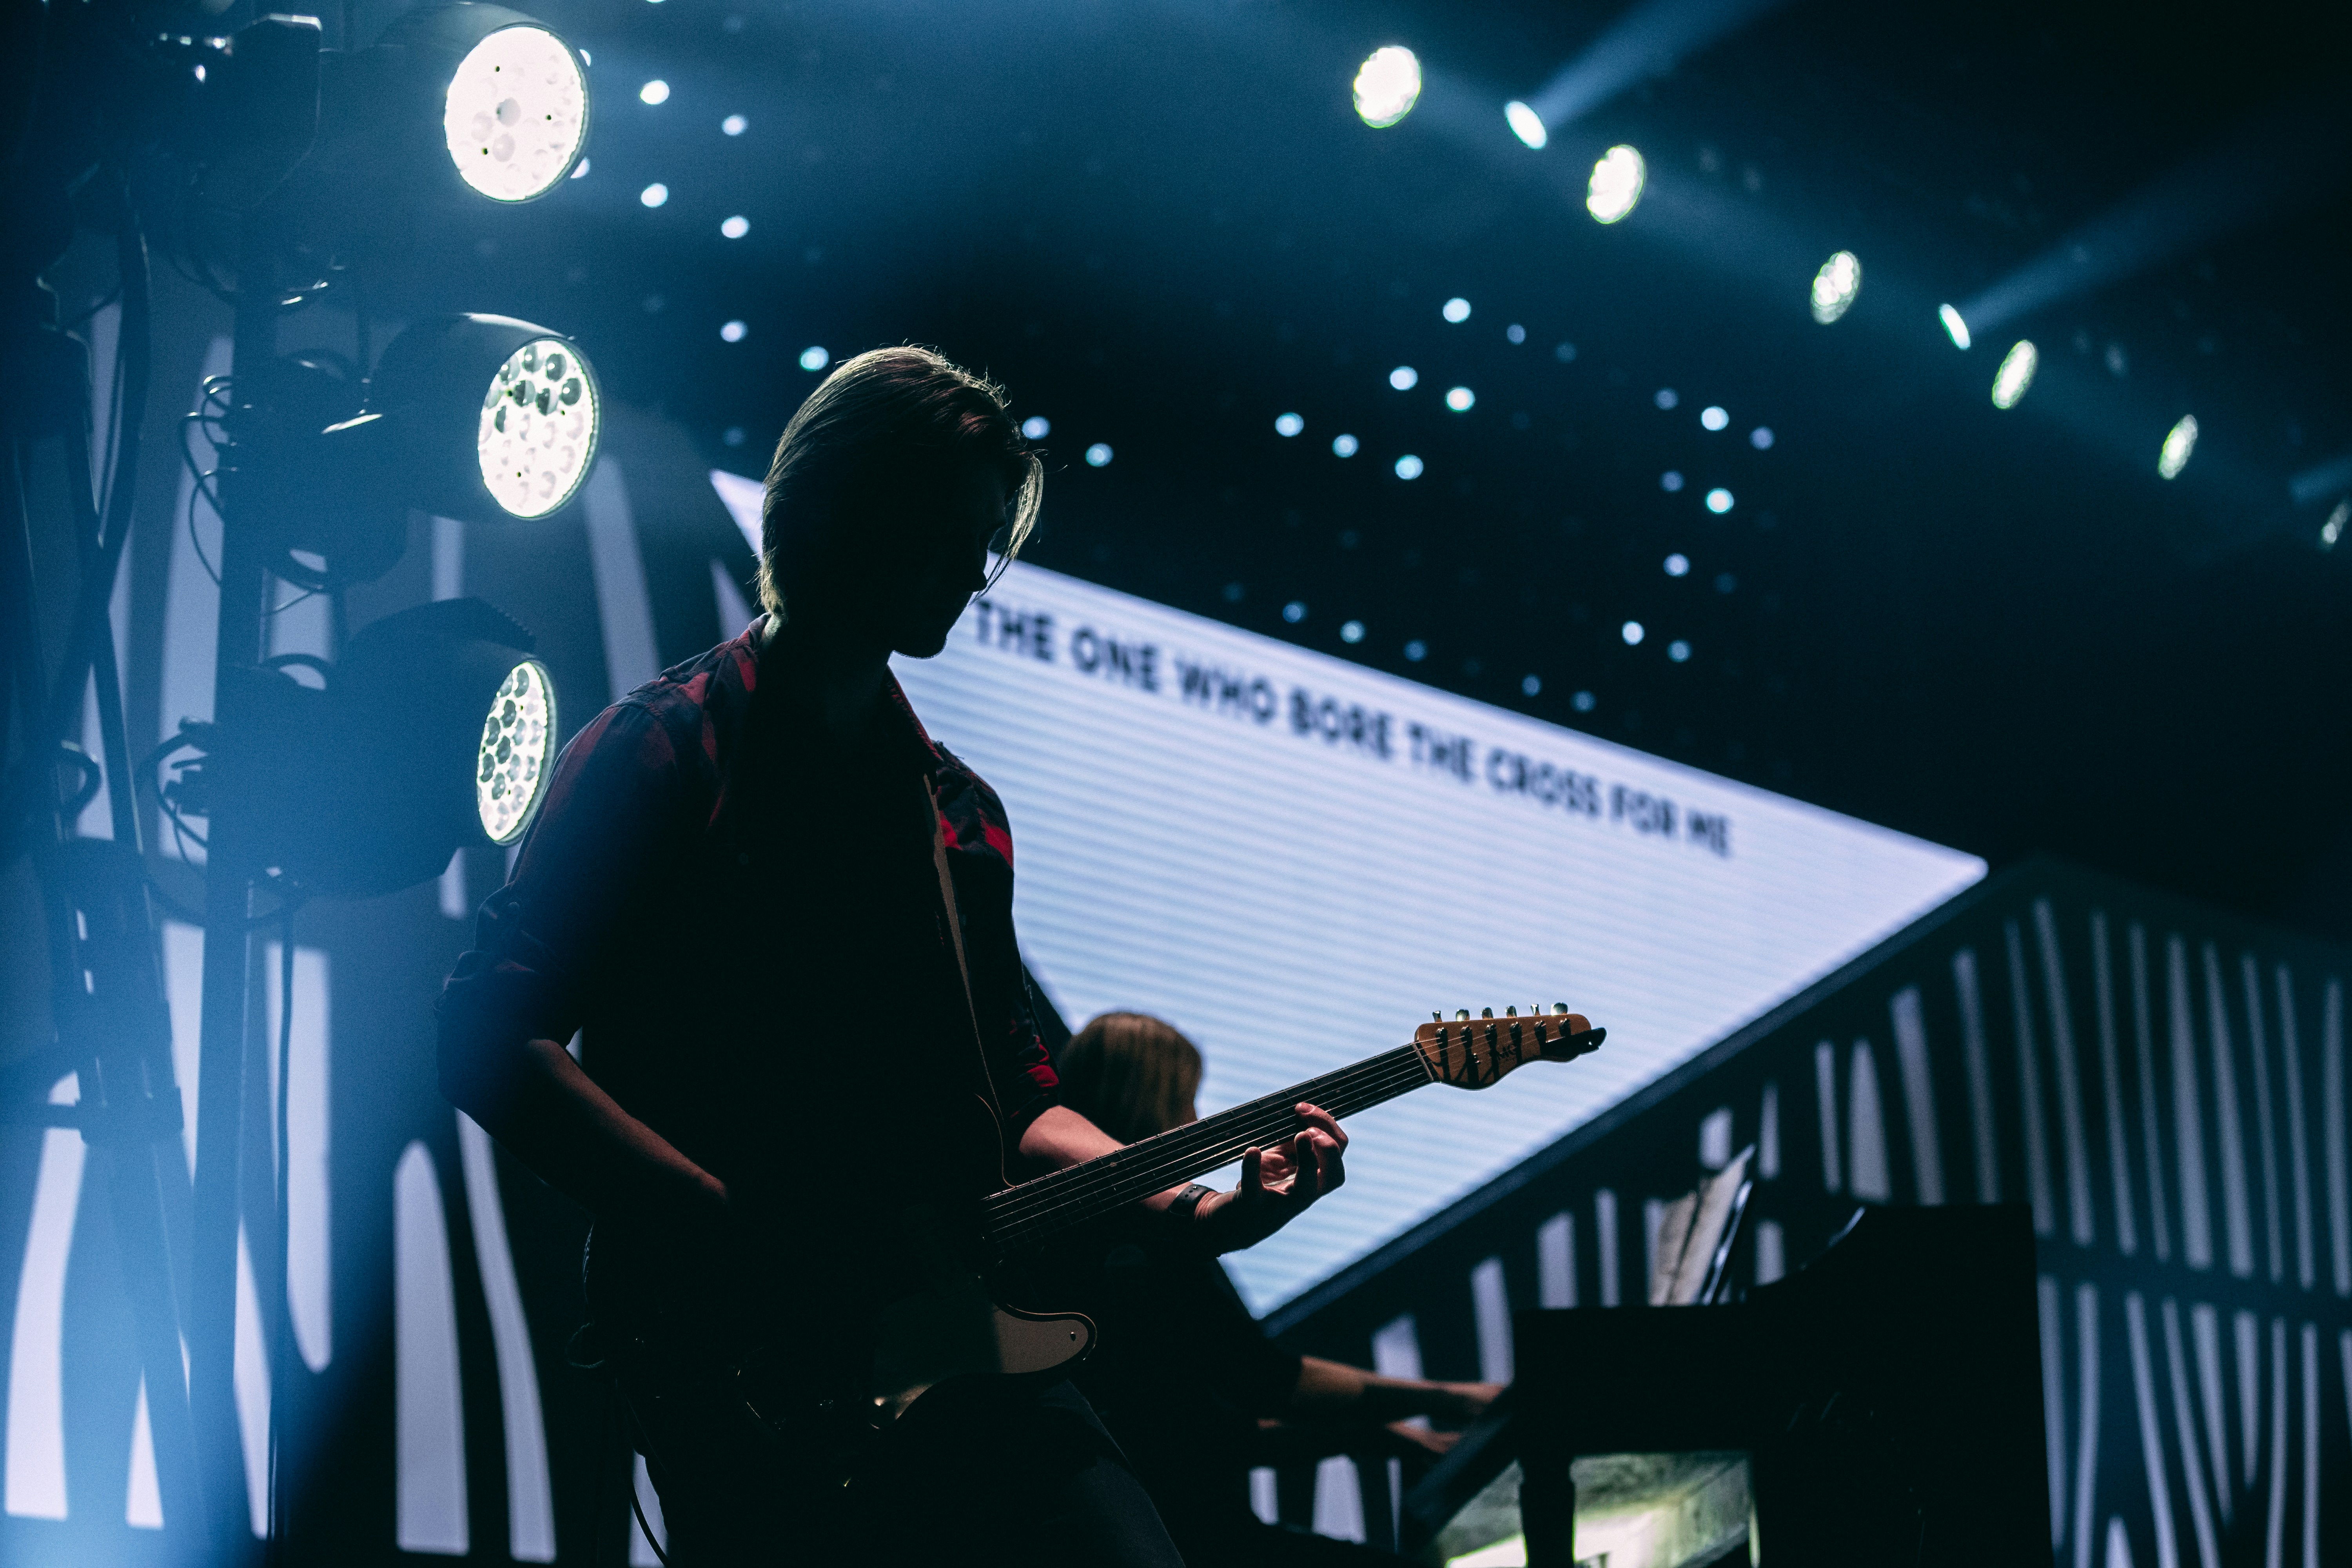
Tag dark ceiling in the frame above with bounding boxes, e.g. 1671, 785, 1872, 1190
206, 0, 2352, 929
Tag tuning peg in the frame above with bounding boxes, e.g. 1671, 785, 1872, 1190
1481, 1007, 1494, 1018
1505, 1005, 1518, 1016
1432, 1011, 1444, 1024
1455, 1009, 1470, 1022
1553, 1002, 1570, 1014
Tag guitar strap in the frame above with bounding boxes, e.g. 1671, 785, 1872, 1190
924, 777, 1012, 1179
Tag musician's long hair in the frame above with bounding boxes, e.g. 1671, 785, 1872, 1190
1058, 1013, 1205, 1145
757, 345, 1044, 619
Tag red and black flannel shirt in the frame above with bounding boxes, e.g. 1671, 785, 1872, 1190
437, 619, 1059, 1313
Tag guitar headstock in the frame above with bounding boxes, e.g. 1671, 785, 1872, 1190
1412, 1005, 1603, 1091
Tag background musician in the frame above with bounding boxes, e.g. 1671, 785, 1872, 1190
1055, 1011, 1502, 1566
436, 347, 1349, 1566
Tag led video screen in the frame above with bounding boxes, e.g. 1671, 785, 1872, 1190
889, 560, 1984, 1311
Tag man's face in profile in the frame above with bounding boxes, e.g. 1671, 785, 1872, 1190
879, 461, 1008, 661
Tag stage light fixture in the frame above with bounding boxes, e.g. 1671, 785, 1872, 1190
641, 182, 669, 207
1354, 46, 1422, 128
722, 114, 748, 135
1622, 620, 1645, 646
1395, 454, 1425, 479
800, 347, 829, 371
1938, 305, 1972, 349
1706, 488, 1734, 513
721, 320, 748, 342
1443, 297, 1472, 323
1332, 434, 1359, 457
1504, 101, 1548, 149
721, 215, 749, 238
1810, 252, 1862, 324
640, 79, 670, 105
1022, 416, 1051, 439
1700, 406, 1728, 431
2158, 416, 2198, 480
1665, 554, 1690, 576
1341, 621, 1366, 643
1086, 444, 1114, 467
1390, 366, 1419, 390
192, 599, 557, 896
1991, 341, 2038, 409
374, 2, 590, 203
275, 315, 601, 577
1275, 413, 1305, 437
1446, 387, 1475, 412
1586, 145, 1645, 223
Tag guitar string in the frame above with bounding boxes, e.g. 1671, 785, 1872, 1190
987, 1044, 1517, 1243
986, 1023, 1563, 1234
984, 1057, 1437, 1247
988, 1020, 1573, 1240
982, 1045, 1429, 1230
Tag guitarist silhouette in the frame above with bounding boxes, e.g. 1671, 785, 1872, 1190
437, 347, 1347, 1566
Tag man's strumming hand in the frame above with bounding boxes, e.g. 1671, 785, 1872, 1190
1190, 1102, 1347, 1254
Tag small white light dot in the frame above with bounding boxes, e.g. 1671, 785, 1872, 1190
1668, 639, 1691, 662
720, 214, 750, 238
1085, 443, 1113, 467
1394, 454, 1424, 480
640, 79, 670, 105
798, 345, 827, 372
1506, 323, 1526, 345
1521, 674, 1542, 696
1571, 690, 1596, 712
1750, 426, 1774, 450
1655, 388, 1679, 410
720, 319, 747, 342
570, 158, 591, 179
1621, 620, 1645, 646
1021, 416, 1050, 440
1274, 412, 1305, 437
1389, 365, 1419, 391
1660, 471, 1684, 492
1706, 488, 1733, 514
1504, 100, 1548, 149
1700, 405, 1728, 431
1939, 303, 1972, 350
1445, 387, 1475, 412
1332, 434, 1359, 457
1664, 553, 1689, 577
1283, 601, 1307, 623
640, 182, 670, 208
1443, 297, 1471, 323
722, 113, 748, 136
1404, 639, 1427, 662
1341, 620, 1365, 643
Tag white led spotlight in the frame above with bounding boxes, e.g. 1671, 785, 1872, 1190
475, 658, 557, 842
364, 3, 592, 203
477, 336, 599, 517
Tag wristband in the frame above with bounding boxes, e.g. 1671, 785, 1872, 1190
1168, 1183, 1215, 1223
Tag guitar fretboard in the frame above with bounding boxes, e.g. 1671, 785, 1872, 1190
978, 1042, 1433, 1252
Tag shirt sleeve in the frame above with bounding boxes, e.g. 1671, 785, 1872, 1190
436, 699, 684, 1112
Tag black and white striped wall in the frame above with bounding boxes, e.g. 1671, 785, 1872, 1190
1267, 859, 2352, 1567
1, 276, 761, 1566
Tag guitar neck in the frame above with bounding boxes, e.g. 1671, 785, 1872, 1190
978, 1041, 1433, 1254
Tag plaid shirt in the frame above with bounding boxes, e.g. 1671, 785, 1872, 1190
438, 620, 1060, 1280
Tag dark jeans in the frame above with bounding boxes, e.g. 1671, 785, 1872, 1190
624, 1360, 1185, 1568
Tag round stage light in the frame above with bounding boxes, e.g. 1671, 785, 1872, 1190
476, 659, 556, 843
1664, 553, 1689, 577
721, 214, 749, 238
1395, 454, 1424, 480
1586, 145, 1645, 223
1022, 415, 1050, 439
1700, 405, 1728, 431
441, 24, 590, 201
1938, 304, 1972, 350
1446, 386, 1475, 412
1390, 365, 1419, 391
1086, 443, 1114, 467
1991, 341, 2038, 409
1275, 412, 1305, 437
1504, 101, 1548, 149
477, 338, 599, 518
1621, 620, 1645, 646
2158, 416, 2198, 480
1332, 434, 1359, 457
1810, 252, 1862, 324
1706, 488, 1734, 513
1443, 297, 1472, 323
1354, 46, 1422, 128
1341, 621, 1365, 644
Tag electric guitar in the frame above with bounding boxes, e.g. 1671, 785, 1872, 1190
725, 1004, 1601, 1465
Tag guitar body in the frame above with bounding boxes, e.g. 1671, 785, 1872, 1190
722, 1007, 1599, 1486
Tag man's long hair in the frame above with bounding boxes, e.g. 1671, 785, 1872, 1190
1059, 1013, 1205, 1145
757, 345, 1044, 619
